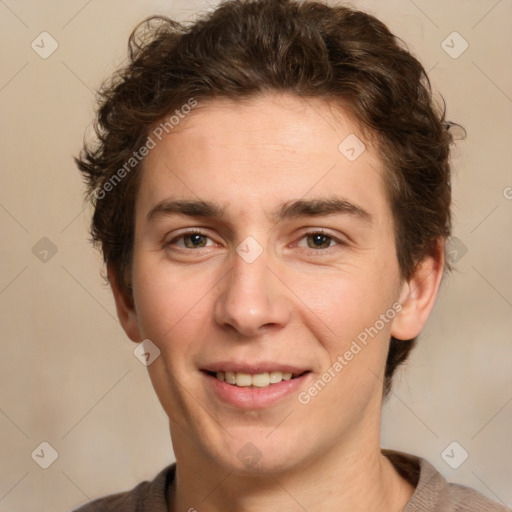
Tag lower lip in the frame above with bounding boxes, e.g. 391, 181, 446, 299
202, 371, 311, 409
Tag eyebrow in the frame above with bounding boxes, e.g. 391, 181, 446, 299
146, 197, 372, 224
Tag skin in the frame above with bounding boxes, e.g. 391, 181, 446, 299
110, 92, 444, 512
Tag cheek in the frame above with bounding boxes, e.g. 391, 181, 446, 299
302, 272, 399, 412
131, 258, 213, 415
131, 255, 214, 359
304, 258, 399, 362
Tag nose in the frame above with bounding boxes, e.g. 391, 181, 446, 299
214, 247, 291, 337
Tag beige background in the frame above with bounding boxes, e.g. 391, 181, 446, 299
0, 0, 511, 510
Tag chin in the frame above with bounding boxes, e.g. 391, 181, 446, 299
206, 427, 308, 476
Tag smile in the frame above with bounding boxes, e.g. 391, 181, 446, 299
207, 370, 306, 388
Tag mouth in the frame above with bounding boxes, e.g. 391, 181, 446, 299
203, 370, 309, 389
201, 366, 312, 409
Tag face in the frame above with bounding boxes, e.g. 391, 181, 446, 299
114, 93, 433, 474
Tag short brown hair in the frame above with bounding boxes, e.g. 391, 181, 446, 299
76, 0, 460, 396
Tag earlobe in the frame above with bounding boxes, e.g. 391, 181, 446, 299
391, 240, 445, 341
108, 265, 142, 343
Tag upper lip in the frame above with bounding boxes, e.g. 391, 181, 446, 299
201, 362, 310, 375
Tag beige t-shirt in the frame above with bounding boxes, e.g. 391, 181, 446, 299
73, 450, 510, 511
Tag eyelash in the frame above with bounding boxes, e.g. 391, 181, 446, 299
164, 228, 346, 254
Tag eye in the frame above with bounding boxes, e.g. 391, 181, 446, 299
164, 228, 346, 254
165, 230, 216, 250
296, 230, 345, 251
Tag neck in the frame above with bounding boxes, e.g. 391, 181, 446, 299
167, 434, 414, 512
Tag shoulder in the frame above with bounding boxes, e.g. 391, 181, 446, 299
71, 464, 175, 512
383, 449, 510, 512
442, 481, 510, 512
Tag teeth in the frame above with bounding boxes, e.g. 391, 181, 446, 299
252, 372, 270, 387
225, 371, 236, 385
269, 371, 282, 384
214, 371, 296, 388
236, 372, 252, 387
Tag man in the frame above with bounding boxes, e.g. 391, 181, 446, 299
74, 0, 509, 510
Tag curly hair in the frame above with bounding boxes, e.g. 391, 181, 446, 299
76, 0, 460, 397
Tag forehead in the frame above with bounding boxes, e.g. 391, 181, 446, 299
137, 93, 390, 226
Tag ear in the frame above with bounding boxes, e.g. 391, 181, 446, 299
108, 264, 142, 343
391, 239, 445, 340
